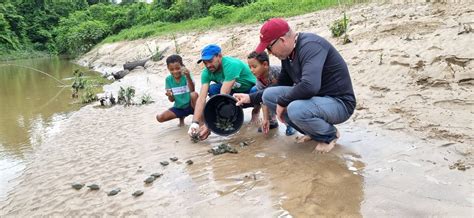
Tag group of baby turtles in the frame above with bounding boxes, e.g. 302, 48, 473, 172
208, 141, 253, 155
71, 156, 193, 197
71, 140, 254, 197
214, 118, 236, 132
71, 183, 133, 197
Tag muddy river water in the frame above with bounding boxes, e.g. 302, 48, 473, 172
0, 58, 95, 201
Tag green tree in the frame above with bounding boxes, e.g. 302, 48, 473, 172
152, 0, 174, 9
209, 3, 235, 19
87, 0, 111, 5
120, 0, 139, 5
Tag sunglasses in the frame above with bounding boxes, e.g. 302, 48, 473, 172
266, 38, 281, 52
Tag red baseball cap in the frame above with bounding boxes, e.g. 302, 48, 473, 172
255, 18, 290, 53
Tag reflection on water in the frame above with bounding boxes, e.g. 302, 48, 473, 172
0, 58, 94, 201
188, 127, 365, 217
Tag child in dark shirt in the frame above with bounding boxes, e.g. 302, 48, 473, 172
247, 51, 295, 135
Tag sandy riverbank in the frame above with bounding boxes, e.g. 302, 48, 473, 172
1, 1, 473, 216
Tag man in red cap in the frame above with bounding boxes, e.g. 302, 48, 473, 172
234, 18, 356, 153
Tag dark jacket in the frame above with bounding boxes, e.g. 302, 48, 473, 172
276, 32, 355, 114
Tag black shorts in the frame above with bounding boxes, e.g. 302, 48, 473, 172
169, 106, 194, 118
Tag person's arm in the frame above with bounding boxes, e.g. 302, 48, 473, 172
248, 89, 264, 105
182, 67, 195, 92
261, 104, 270, 134
277, 43, 327, 107
192, 83, 209, 124
220, 80, 235, 94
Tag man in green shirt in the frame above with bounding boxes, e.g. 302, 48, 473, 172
188, 44, 257, 140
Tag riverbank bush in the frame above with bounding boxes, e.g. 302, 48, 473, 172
1, 0, 359, 60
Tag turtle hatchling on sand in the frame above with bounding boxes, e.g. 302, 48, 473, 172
132, 190, 144, 197
191, 133, 200, 143
71, 183, 84, 190
144, 176, 155, 184
160, 161, 169, 166
151, 173, 163, 178
186, 160, 193, 165
87, 184, 100, 190
170, 157, 178, 162
107, 188, 121, 196
208, 143, 238, 155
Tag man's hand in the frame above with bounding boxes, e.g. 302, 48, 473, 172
188, 122, 199, 136
261, 119, 270, 134
276, 104, 287, 124
233, 93, 250, 106
199, 125, 211, 140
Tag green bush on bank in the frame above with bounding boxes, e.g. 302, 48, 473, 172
104, 0, 357, 43
0, 0, 359, 60
209, 4, 235, 19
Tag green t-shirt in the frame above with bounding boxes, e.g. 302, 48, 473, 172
165, 74, 192, 109
201, 56, 256, 93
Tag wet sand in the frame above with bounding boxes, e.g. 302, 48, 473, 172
1, 1, 473, 216
0, 103, 365, 217
0, 102, 470, 216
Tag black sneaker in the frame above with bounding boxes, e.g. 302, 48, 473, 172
269, 120, 279, 129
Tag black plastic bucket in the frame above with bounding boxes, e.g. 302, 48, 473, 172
204, 94, 244, 136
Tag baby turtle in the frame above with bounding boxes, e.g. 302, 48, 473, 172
132, 190, 144, 197
170, 157, 178, 162
87, 184, 100, 191
208, 143, 238, 155
144, 176, 155, 184
214, 118, 234, 131
107, 188, 121, 196
239, 141, 249, 147
150, 173, 163, 178
191, 133, 200, 143
186, 160, 194, 165
160, 161, 169, 166
71, 183, 84, 190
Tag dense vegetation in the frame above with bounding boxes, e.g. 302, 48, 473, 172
0, 0, 355, 60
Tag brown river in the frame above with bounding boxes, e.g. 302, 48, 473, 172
0, 58, 97, 201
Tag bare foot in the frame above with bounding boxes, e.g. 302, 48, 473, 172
313, 140, 337, 153
313, 129, 340, 153
295, 135, 312, 143
178, 118, 185, 127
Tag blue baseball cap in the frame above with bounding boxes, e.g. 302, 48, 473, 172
197, 44, 221, 64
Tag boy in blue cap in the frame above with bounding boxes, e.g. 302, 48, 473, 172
188, 44, 257, 140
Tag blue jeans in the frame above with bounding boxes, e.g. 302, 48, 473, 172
249, 85, 258, 94
209, 83, 257, 96
262, 86, 351, 143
